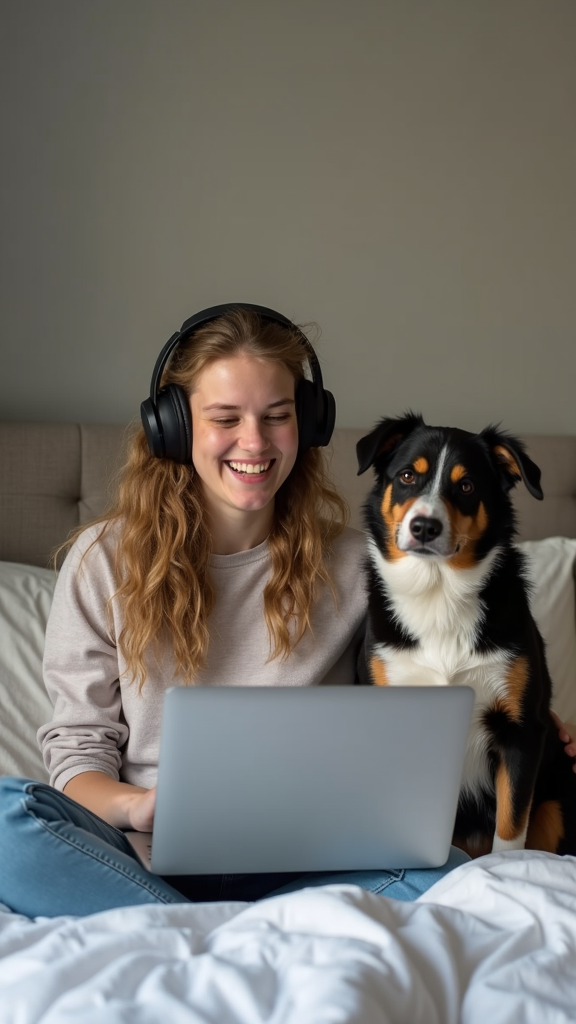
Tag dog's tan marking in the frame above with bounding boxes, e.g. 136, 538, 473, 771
526, 800, 564, 853
450, 463, 467, 482
380, 486, 417, 561
494, 445, 521, 481
494, 761, 531, 842
390, 498, 417, 524
447, 501, 489, 569
380, 484, 393, 516
370, 656, 389, 687
413, 457, 429, 474
493, 656, 529, 722
477, 502, 488, 533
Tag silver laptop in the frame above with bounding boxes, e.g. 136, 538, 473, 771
126, 685, 474, 875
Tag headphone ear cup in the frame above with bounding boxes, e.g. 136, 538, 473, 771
295, 379, 336, 451
155, 384, 193, 464
316, 388, 336, 448
140, 396, 165, 458
295, 379, 317, 452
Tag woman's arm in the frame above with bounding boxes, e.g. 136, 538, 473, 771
40, 527, 159, 814
64, 772, 156, 831
39, 527, 129, 789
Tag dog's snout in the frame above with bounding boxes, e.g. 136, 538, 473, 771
410, 516, 443, 544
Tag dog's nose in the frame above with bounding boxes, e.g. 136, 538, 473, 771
410, 516, 443, 544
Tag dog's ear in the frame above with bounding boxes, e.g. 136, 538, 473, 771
356, 412, 424, 476
480, 426, 543, 500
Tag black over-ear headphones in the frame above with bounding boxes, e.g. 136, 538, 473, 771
140, 303, 336, 463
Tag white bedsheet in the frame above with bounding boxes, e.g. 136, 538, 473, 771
1, 851, 576, 1024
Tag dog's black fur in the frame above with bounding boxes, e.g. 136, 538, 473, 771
357, 412, 576, 857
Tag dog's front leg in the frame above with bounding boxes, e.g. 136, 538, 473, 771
492, 754, 536, 852
489, 654, 548, 853
491, 728, 548, 852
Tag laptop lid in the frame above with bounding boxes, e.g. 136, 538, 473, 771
140, 685, 473, 875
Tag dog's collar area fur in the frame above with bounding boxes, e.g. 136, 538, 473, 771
367, 537, 502, 645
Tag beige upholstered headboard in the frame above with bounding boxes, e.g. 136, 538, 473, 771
0, 423, 134, 568
1, 422, 575, 568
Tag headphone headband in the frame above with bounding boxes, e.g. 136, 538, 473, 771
149, 303, 319, 401
141, 302, 335, 462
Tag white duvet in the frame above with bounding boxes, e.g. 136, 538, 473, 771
1, 851, 576, 1024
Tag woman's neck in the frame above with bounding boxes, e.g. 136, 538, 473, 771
206, 504, 274, 555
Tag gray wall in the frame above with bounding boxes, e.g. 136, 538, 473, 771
1, 0, 575, 433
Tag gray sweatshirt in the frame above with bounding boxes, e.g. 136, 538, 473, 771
38, 523, 368, 791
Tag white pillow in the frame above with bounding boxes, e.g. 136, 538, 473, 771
0, 561, 56, 780
517, 537, 576, 726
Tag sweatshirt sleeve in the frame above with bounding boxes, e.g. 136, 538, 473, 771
37, 525, 128, 790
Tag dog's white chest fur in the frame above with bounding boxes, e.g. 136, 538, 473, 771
369, 540, 509, 797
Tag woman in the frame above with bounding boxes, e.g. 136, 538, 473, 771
0, 304, 572, 916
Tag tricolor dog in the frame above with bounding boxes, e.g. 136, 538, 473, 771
356, 412, 576, 858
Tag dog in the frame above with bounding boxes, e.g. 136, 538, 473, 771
356, 412, 576, 858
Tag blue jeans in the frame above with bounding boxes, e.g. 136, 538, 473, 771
0, 777, 470, 918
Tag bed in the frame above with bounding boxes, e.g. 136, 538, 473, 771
1, 421, 576, 1023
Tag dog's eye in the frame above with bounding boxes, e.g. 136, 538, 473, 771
400, 470, 416, 484
459, 478, 474, 494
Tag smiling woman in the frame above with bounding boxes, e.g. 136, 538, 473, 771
0, 304, 474, 918
129, 305, 349, 679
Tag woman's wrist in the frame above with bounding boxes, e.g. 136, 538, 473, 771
63, 772, 150, 829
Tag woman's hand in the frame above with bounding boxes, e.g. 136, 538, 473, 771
64, 772, 157, 830
125, 785, 156, 832
550, 711, 576, 772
